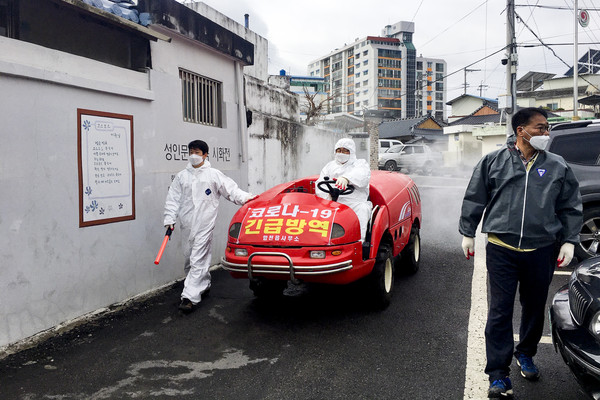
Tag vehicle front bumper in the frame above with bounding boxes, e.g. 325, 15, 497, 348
550, 286, 600, 399
222, 242, 374, 285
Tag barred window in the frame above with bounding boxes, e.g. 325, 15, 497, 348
179, 69, 222, 127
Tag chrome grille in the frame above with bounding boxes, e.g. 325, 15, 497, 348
569, 280, 592, 326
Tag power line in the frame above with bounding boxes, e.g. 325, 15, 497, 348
515, 0, 540, 38
411, 0, 426, 22
516, 4, 600, 11
515, 10, 600, 92
519, 42, 600, 46
581, 0, 600, 46
420, 0, 489, 49
387, 45, 509, 103
515, 11, 570, 66
514, 0, 549, 81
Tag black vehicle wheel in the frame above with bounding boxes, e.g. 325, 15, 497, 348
400, 226, 420, 274
368, 244, 394, 309
576, 206, 600, 260
249, 278, 287, 298
384, 160, 397, 171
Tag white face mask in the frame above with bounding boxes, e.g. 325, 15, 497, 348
189, 154, 204, 166
522, 129, 549, 151
335, 153, 350, 164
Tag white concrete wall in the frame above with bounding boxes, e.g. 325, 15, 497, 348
0, 22, 249, 348
244, 75, 345, 193
444, 125, 481, 168
516, 97, 537, 108
444, 124, 508, 169
472, 125, 507, 155
448, 97, 484, 118
543, 74, 600, 90
0, 1, 348, 351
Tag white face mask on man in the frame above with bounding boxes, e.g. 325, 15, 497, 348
189, 154, 204, 166
522, 129, 550, 151
335, 153, 350, 164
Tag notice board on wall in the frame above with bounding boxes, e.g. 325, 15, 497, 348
77, 109, 135, 227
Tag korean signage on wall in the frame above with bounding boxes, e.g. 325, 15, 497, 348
77, 109, 135, 227
163, 143, 233, 163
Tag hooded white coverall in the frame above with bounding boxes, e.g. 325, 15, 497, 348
164, 160, 252, 304
316, 138, 372, 241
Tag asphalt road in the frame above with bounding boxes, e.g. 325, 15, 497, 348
0, 174, 589, 399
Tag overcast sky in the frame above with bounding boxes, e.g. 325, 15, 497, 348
196, 0, 600, 103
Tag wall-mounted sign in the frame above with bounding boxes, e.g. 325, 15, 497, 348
78, 109, 135, 227
579, 10, 590, 28
162, 143, 232, 163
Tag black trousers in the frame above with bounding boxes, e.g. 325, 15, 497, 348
484, 242, 557, 381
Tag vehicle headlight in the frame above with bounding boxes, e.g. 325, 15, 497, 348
229, 222, 241, 239
590, 311, 600, 338
234, 248, 248, 257
331, 223, 345, 239
310, 250, 326, 259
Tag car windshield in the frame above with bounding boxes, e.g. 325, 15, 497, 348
386, 145, 404, 153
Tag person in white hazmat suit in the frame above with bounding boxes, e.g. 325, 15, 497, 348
164, 140, 255, 313
316, 138, 372, 241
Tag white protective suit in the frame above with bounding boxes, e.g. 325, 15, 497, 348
164, 160, 252, 304
316, 138, 372, 241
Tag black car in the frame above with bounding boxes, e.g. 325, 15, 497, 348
550, 256, 600, 400
548, 121, 600, 260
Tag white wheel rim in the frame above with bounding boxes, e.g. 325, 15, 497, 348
414, 235, 420, 263
384, 258, 393, 292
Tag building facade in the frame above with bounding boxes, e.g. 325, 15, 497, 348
0, 0, 257, 349
307, 21, 446, 121
516, 73, 600, 119
0, 0, 344, 350
416, 56, 447, 121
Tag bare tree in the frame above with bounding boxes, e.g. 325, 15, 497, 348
301, 86, 333, 125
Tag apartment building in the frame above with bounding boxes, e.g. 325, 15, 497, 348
307, 21, 446, 121
416, 56, 447, 121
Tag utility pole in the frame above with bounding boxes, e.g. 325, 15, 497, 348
506, 0, 518, 135
463, 68, 480, 94
478, 81, 489, 97
573, 0, 580, 120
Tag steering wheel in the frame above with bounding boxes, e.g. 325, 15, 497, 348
317, 177, 355, 202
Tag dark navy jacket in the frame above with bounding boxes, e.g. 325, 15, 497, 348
459, 135, 583, 249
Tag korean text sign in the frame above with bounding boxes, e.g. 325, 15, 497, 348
78, 109, 135, 227
239, 204, 338, 245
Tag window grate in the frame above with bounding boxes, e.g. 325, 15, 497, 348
179, 69, 222, 127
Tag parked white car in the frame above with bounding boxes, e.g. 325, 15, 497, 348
378, 139, 403, 154
378, 143, 443, 174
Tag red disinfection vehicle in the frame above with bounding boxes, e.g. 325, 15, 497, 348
221, 170, 422, 308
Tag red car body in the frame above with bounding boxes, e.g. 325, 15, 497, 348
222, 170, 422, 306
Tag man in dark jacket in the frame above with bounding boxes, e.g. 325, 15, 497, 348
459, 107, 582, 398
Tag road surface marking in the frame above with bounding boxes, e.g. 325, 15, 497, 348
554, 270, 572, 276
463, 234, 489, 399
